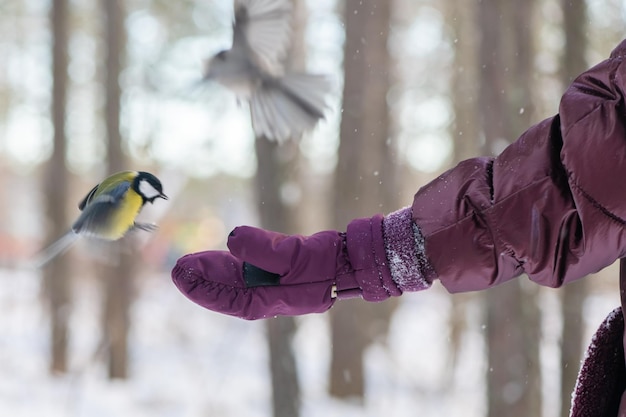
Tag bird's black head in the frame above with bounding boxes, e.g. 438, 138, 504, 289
133, 171, 168, 204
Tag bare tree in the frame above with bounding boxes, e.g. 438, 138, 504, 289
442, 0, 480, 381
100, 0, 134, 379
476, 1, 542, 416
330, 0, 398, 400
43, 0, 72, 374
559, 2, 588, 415
253, 1, 314, 415
255, 138, 301, 417
446, 1, 480, 164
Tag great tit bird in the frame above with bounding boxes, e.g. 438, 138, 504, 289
202, 0, 332, 142
34, 171, 168, 267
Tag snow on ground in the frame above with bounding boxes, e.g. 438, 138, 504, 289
0, 267, 617, 417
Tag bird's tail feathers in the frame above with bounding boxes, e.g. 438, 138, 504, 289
279, 73, 332, 115
30, 232, 79, 269
250, 73, 333, 142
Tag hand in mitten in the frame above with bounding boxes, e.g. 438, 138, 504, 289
171, 210, 431, 320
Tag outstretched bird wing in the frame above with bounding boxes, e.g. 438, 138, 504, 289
233, 0, 292, 76
78, 184, 99, 211
33, 181, 131, 269
77, 170, 136, 211
72, 181, 131, 239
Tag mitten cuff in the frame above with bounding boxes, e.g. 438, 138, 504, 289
569, 307, 625, 416
346, 215, 401, 302
382, 206, 435, 292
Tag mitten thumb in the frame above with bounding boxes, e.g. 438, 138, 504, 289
227, 226, 296, 275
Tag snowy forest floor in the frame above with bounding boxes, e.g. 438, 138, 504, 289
0, 268, 616, 417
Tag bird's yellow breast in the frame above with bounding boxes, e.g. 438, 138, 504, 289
104, 190, 144, 240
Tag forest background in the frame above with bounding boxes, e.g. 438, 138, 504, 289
0, 0, 622, 416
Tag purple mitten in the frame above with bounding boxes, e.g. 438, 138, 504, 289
171, 215, 410, 320
172, 210, 435, 319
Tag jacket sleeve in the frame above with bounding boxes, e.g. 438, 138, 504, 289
402, 40, 626, 294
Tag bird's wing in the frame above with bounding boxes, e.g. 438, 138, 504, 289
77, 171, 136, 210
72, 181, 131, 237
233, 0, 292, 76
78, 184, 99, 211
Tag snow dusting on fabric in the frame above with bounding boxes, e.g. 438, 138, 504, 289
382, 207, 435, 292
569, 306, 625, 417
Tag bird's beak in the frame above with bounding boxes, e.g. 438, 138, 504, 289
160, 193, 169, 201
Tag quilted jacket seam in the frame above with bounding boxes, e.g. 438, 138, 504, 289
562, 57, 623, 138
569, 180, 626, 227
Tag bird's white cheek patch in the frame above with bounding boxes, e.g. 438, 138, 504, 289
139, 179, 160, 199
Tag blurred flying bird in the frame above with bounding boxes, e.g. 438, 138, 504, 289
202, 0, 332, 142
34, 171, 168, 267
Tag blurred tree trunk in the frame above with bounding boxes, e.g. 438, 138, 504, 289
446, 1, 480, 164
255, 139, 301, 417
43, 0, 72, 374
100, 0, 133, 379
560, 2, 588, 416
477, 1, 542, 417
442, 0, 480, 381
254, 2, 313, 416
330, 0, 398, 400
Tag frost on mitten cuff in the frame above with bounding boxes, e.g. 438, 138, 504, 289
569, 307, 626, 417
382, 206, 435, 293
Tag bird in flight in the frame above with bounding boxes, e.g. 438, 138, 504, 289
202, 0, 333, 142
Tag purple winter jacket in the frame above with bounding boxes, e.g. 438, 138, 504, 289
383, 40, 626, 417
389, 40, 626, 417
410, 47, 626, 294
